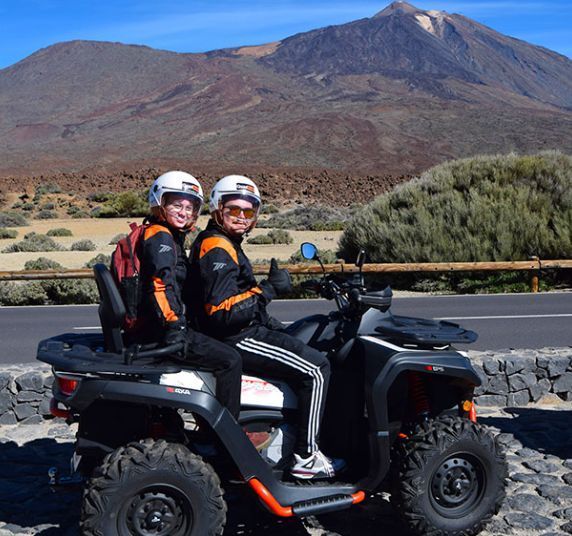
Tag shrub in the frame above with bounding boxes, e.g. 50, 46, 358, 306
11, 201, 23, 209
339, 152, 572, 263
67, 205, 80, 216
72, 210, 91, 219
84, 254, 111, 268
247, 234, 273, 245
288, 248, 339, 264
0, 211, 28, 227
109, 233, 126, 245
21, 203, 35, 211
35, 209, 58, 219
0, 228, 17, 239
262, 204, 279, 214
87, 192, 113, 203
247, 229, 293, 245
33, 183, 61, 202
47, 227, 73, 237
71, 239, 96, 251
2, 234, 64, 253
258, 206, 351, 231
0, 282, 48, 306
96, 191, 148, 218
41, 202, 56, 210
24, 257, 64, 270
42, 279, 99, 304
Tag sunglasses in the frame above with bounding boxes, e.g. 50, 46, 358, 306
223, 205, 257, 219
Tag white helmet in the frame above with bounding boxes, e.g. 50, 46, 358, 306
209, 175, 261, 214
148, 171, 203, 209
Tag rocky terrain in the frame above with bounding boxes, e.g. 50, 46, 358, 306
0, 1, 571, 183
1, 404, 571, 535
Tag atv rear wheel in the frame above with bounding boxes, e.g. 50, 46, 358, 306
391, 416, 506, 536
80, 438, 226, 536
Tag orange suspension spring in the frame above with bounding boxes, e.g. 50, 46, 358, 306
408, 372, 431, 417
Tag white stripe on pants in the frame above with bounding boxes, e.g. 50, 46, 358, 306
236, 337, 324, 453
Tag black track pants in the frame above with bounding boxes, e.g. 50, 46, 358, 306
185, 331, 242, 420
227, 326, 331, 456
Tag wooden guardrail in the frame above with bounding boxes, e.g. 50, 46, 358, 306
1, 259, 571, 291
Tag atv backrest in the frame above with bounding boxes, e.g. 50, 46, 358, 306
93, 263, 126, 354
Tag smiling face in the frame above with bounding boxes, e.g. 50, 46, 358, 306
162, 193, 200, 230
220, 197, 256, 238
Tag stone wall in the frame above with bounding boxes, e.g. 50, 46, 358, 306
1, 348, 571, 424
471, 348, 572, 407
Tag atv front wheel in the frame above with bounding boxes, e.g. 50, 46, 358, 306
80, 438, 226, 536
391, 416, 506, 536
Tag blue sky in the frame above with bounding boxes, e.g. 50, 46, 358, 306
1, 1, 571, 69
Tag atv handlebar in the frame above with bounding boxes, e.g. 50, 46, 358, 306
301, 275, 391, 316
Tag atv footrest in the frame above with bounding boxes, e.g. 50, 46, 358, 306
292, 493, 355, 516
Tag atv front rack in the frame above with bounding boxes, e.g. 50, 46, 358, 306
375, 314, 478, 346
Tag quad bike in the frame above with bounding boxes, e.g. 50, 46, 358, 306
38, 243, 507, 536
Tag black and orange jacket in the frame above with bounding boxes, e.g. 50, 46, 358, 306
138, 218, 188, 341
188, 220, 274, 338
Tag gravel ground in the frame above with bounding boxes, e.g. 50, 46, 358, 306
1, 403, 571, 535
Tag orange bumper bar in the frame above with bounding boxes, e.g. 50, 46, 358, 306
248, 478, 366, 517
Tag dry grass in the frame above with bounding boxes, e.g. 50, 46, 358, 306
0, 217, 342, 271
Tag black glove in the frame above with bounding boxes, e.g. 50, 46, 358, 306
267, 258, 293, 296
164, 320, 187, 352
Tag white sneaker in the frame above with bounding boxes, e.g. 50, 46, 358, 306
290, 450, 344, 480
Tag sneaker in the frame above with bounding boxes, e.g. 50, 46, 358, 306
290, 450, 346, 480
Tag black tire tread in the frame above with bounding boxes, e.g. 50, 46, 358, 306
80, 438, 226, 536
391, 416, 507, 536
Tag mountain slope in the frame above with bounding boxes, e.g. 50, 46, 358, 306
0, 1, 571, 179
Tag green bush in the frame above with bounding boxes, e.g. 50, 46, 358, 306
71, 239, 96, 251
24, 257, 64, 270
339, 152, 572, 263
11, 201, 23, 209
41, 202, 56, 211
247, 229, 293, 245
2, 233, 64, 253
0, 228, 17, 239
84, 253, 111, 268
35, 209, 58, 219
109, 233, 126, 245
42, 279, 99, 304
96, 191, 148, 218
67, 205, 80, 216
247, 234, 273, 245
0, 282, 48, 306
261, 204, 279, 214
87, 192, 113, 203
288, 248, 339, 264
0, 211, 28, 227
33, 183, 61, 202
21, 203, 35, 211
72, 210, 91, 219
47, 227, 73, 237
258, 206, 351, 231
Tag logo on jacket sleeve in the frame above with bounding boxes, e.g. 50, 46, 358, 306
159, 244, 172, 253
213, 262, 226, 271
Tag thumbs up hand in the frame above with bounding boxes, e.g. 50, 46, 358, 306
267, 258, 293, 296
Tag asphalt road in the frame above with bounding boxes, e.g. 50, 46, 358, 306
0, 292, 570, 364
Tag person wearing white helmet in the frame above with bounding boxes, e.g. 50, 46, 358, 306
139, 171, 242, 419
189, 175, 344, 480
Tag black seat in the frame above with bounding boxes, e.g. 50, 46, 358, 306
93, 264, 126, 354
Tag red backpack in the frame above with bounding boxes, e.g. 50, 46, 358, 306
110, 221, 149, 332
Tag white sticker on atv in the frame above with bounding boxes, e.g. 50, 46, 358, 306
240, 375, 297, 410
159, 370, 205, 390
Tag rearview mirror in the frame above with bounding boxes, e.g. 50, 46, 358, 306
301, 242, 318, 260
